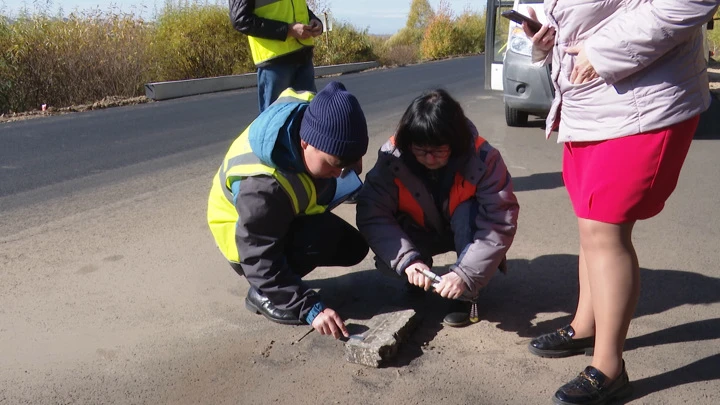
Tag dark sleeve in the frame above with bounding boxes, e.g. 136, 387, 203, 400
308, 7, 324, 33
308, 7, 320, 23
229, 0, 289, 41
356, 153, 422, 275
235, 175, 321, 321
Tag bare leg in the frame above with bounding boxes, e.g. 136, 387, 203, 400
569, 243, 595, 338
578, 218, 640, 380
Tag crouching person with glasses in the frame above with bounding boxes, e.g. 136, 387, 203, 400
356, 89, 520, 327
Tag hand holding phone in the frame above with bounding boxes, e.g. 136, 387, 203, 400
501, 10, 543, 34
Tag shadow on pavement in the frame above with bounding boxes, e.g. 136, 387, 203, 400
305, 268, 448, 367
306, 255, 720, 370
617, 354, 720, 403
625, 318, 720, 352
694, 92, 720, 139
472, 255, 720, 340
305, 268, 412, 321
513, 171, 564, 192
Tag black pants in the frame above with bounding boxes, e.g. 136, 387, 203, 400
231, 212, 369, 279
374, 200, 478, 278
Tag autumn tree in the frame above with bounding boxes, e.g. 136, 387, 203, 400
406, 0, 435, 32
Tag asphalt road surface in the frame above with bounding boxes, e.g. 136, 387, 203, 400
1, 56, 719, 404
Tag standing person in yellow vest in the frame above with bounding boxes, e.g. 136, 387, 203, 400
356, 89, 519, 327
230, 0, 324, 112
207, 82, 369, 339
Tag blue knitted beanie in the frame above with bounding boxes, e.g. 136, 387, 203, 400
299, 81, 368, 163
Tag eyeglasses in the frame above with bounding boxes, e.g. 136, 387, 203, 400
411, 145, 451, 159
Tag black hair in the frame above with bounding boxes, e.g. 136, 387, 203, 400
393, 89, 473, 157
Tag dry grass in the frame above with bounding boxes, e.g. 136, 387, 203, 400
27, 2, 720, 118
0, 1, 491, 115
0, 10, 153, 114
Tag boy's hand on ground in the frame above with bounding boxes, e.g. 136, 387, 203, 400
404, 261, 433, 291
311, 308, 349, 339
434, 271, 467, 299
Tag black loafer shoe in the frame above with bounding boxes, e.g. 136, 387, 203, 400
245, 287, 304, 325
529, 325, 595, 358
443, 300, 471, 327
554, 361, 632, 405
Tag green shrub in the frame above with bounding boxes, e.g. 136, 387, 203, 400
152, 3, 253, 81
0, 0, 493, 114
0, 10, 152, 114
406, 0, 434, 38
386, 27, 421, 48
420, 11, 463, 60
313, 22, 376, 65
369, 34, 419, 66
708, 12, 720, 59
455, 10, 486, 54
0, 17, 13, 112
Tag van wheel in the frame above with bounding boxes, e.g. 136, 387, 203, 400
505, 104, 529, 127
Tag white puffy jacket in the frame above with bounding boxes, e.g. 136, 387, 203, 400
534, 0, 719, 142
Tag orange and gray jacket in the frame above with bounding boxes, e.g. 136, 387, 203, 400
356, 121, 519, 293
229, 0, 320, 66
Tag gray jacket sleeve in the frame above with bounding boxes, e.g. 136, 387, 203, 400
585, 0, 720, 84
356, 154, 423, 276
453, 146, 519, 293
235, 175, 321, 320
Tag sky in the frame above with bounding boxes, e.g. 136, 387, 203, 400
0, 0, 486, 35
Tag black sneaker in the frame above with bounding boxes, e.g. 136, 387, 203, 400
554, 361, 632, 405
529, 325, 595, 358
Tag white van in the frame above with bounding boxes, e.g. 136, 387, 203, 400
502, 0, 554, 127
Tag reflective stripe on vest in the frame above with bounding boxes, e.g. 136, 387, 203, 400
248, 0, 313, 65
273, 88, 314, 105
207, 89, 322, 263
394, 135, 487, 226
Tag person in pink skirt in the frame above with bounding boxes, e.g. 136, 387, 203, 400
522, 1, 719, 404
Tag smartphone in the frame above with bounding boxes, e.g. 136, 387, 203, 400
501, 10, 543, 34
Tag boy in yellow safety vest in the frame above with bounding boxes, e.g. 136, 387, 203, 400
207, 81, 368, 339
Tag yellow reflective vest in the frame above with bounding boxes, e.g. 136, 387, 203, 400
207, 89, 327, 263
249, 0, 314, 65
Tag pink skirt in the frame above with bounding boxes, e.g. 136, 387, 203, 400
562, 116, 700, 224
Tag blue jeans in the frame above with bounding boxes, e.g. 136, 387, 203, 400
257, 59, 316, 113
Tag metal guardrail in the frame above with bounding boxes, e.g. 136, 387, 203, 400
144, 61, 380, 101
